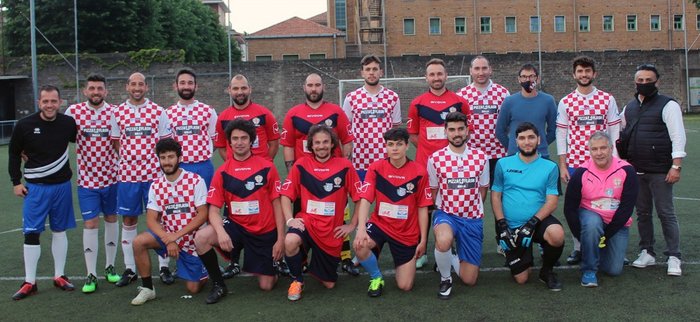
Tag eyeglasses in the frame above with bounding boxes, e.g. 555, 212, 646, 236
518, 74, 537, 80
636, 63, 656, 71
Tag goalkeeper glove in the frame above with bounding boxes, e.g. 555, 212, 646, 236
496, 219, 517, 252
515, 216, 540, 247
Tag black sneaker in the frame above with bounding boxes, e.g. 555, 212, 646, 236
274, 260, 290, 277
341, 259, 360, 276
566, 250, 581, 265
115, 269, 137, 287
437, 278, 453, 300
539, 270, 562, 291
159, 266, 175, 285
221, 263, 241, 279
206, 283, 228, 304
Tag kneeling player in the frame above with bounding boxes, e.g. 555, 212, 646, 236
281, 124, 361, 301
130, 138, 209, 305
194, 118, 285, 304
354, 128, 431, 297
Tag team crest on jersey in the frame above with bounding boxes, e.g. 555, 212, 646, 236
255, 175, 263, 183
33, 128, 41, 134
440, 112, 448, 120
605, 188, 614, 197
252, 117, 260, 126
397, 187, 406, 197
245, 181, 255, 190
324, 119, 333, 127
613, 178, 622, 188
406, 183, 415, 193
449, 107, 457, 113
333, 177, 343, 187
323, 182, 334, 192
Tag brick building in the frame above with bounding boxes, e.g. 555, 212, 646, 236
246, 16, 345, 61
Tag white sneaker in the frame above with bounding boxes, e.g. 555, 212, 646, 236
131, 286, 156, 305
632, 250, 656, 268
667, 256, 682, 276
415, 255, 428, 269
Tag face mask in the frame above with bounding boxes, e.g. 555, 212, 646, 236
636, 82, 657, 97
520, 80, 536, 93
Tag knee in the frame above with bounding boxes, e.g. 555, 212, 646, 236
396, 280, 414, 292
434, 238, 452, 252
83, 217, 99, 229
284, 235, 301, 254
545, 225, 565, 247
103, 214, 118, 223
123, 217, 138, 227
186, 282, 202, 294
322, 281, 335, 289
259, 278, 276, 291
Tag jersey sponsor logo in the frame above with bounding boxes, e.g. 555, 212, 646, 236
33, 128, 41, 134
425, 188, 432, 199
82, 127, 110, 138
446, 177, 477, 189
575, 114, 605, 126
175, 124, 202, 136
272, 122, 279, 134
359, 108, 387, 119
613, 178, 622, 188
292, 114, 339, 135
125, 126, 153, 137
471, 104, 498, 115
375, 174, 421, 202
506, 169, 523, 174
164, 202, 191, 215
274, 180, 282, 192
221, 167, 271, 198
354, 181, 371, 194
298, 166, 349, 199
416, 103, 463, 125
207, 187, 215, 199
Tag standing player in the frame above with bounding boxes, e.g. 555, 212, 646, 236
194, 119, 284, 304
110, 72, 172, 287
281, 125, 362, 301
428, 112, 488, 300
65, 74, 121, 293
353, 128, 431, 297
491, 122, 565, 291
556, 56, 621, 265
408, 58, 470, 268
129, 138, 209, 305
9, 85, 78, 300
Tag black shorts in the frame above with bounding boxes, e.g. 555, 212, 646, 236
366, 223, 417, 267
223, 218, 277, 276
288, 227, 340, 282
506, 216, 562, 276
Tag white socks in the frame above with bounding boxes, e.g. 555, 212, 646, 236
83, 228, 99, 276
52, 231, 68, 277
434, 248, 453, 279
104, 221, 119, 268
121, 225, 138, 271
23, 245, 41, 284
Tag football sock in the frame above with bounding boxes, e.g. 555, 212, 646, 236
24, 244, 41, 284
52, 231, 68, 277
199, 249, 224, 284
359, 253, 382, 279
142, 276, 153, 290
122, 224, 137, 271
158, 254, 170, 269
434, 248, 452, 279
83, 228, 99, 276
104, 220, 119, 267
573, 237, 581, 252
541, 241, 564, 271
285, 251, 304, 283
451, 253, 461, 277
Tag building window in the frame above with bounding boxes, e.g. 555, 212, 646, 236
650, 15, 661, 31
627, 15, 637, 31
554, 16, 566, 32
455, 17, 466, 34
505, 16, 517, 33
335, 0, 346, 31
697, 14, 700, 30
282, 54, 299, 61
404, 18, 415, 35
255, 55, 272, 61
579, 15, 590, 32
309, 53, 326, 60
603, 15, 614, 32
674, 15, 684, 30
530, 16, 540, 33
480, 16, 492, 33
429, 17, 441, 34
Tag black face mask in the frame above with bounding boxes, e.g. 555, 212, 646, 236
520, 80, 535, 93
636, 82, 658, 97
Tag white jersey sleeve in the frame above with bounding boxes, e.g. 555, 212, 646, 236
147, 184, 161, 212
157, 110, 172, 138
194, 176, 208, 207
479, 160, 490, 187
342, 95, 353, 126
391, 97, 402, 125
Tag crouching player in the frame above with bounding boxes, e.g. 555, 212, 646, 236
130, 138, 209, 305
354, 128, 431, 297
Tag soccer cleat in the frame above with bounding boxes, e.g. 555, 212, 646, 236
82, 274, 98, 293
115, 269, 137, 287
222, 263, 241, 279
341, 259, 360, 276
539, 270, 562, 291
206, 283, 228, 304
287, 280, 304, 301
105, 265, 120, 283
415, 254, 428, 269
274, 260, 290, 277
631, 250, 656, 268
667, 256, 682, 276
437, 277, 453, 300
53, 275, 75, 291
130, 286, 156, 305
580, 271, 598, 287
367, 277, 384, 297
159, 266, 175, 285
566, 250, 582, 265
12, 282, 37, 301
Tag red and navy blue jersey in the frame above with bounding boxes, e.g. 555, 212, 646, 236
280, 102, 353, 159
214, 102, 280, 161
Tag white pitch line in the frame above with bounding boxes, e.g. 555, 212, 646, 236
675, 197, 700, 201
0, 219, 84, 236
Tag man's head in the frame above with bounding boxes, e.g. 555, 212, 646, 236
518, 64, 538, 93
126, 72, 148, 104
84, 73, 107, 107
225, 118, 257, 159
470, 56, 492, 87
634, 63, 660, 97
228, 74, 251, 107
38, 85, 61, 121
361, 54, 383, 87
383, 127, 409, 161
572, 56, 597, 88
304, 73, 324, 104
515, 122, 540, 157
155, 138, 182, 176
444, 111, 469, 148
588, 131, 614, 170
425, 58, 447, 92
306, 124, 339, 161
175, 68, 197, 101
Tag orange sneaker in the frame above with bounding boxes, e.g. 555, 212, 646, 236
287, 280, 303, 301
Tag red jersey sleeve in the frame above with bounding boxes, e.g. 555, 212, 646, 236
280, 160, 300, 200
264, 109, 281, 141
459, 96, 474, 131
346, 162, 362, 202
336, 110, 354, 145
280, 112, 295, 147
407, 98, 419, 135
416, 170, 434, 208
359, 163, 377, 202
207, 168, 225, 208
267, 164, 281, 200
214, 112, 227, 149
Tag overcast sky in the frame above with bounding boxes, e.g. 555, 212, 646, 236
229, 0, 327, 33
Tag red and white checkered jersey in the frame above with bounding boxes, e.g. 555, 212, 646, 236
147, 170, 207, 255
166, 100, 217, 163
427, 146, 489, 219
110, 99, 172, 182
556, 88, 621, 167
65, 101, 118, 189
214, 102, 280, 161
457, 81, 509, 159
343, 86, 402, 171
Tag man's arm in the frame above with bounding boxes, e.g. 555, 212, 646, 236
342, 142, 352, 160
491, 191, 505, 221
267, 140, 280, 161
662, 101, 686, 184
271, 197, 285, 261
8, 123, 26, 196
495, 100, 510, 148
563, 168, 584, 240
545, 96, 558, 145
283, 146, 295, 171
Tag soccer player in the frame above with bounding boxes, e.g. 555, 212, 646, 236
428, 112, 488, 300
281, 124, 362, 301
130, 138, 209, 305
110, 72, 172, 287
342, 54, 401, 181
9, 85, 78, 300
556, 56, 621, 265
353, 128, 431, 297
194, 118, 285, 304
407, 58, 470, 268
65, 74, 120, 293
491, 122, 565, 291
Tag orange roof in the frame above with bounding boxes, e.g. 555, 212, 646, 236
250, 16, 342, 37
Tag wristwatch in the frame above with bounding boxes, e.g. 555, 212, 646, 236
671, 165, 682, 171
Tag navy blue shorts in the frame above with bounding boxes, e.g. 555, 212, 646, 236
23, 181, 76, 234
287, 227, 340, 283
366, 223, 417, 267
147, 230, 208, 282
77, 184, 118, 220
433, 210, 483, 266
223, 218, 277, 276
506, 216, 562, 275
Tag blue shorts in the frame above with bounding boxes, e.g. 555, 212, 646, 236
180, 160, 214, 188
288, 228, 340, 282
77, 185, 118, 220
23, 181, 76, 234
433, 210, 483, 266
366, 223, 417, 267
117, 181, 151, 216
148, 230, 208, 282
222, 218, 277, 276
356, 169, 367, 182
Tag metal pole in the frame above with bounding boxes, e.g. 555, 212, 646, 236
74, 0, 79, 103
227, 27, 232, 106
30, 0, 38, 111
537, 0, 543, 90
382, 0, 388, 75
682, 0, 691, 113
